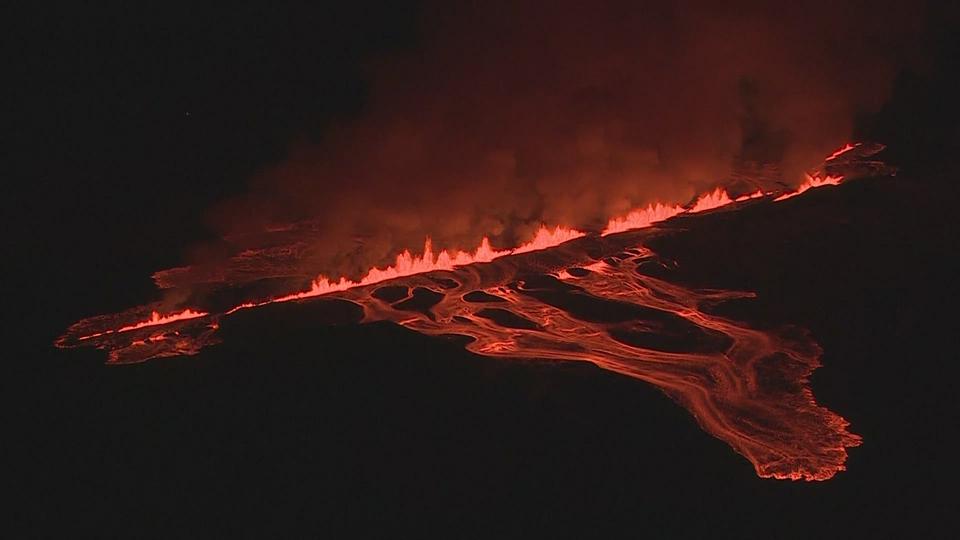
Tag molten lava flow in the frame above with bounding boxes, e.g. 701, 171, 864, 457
512, 225, 586, 254
76, 309, 208, 341
602, 188, 766, 236
56, 143, 880, 481
826, 142, 860, 161
603, 203, 685, 235
689, 187, 736, 213
66, 144, 858, 338
227, 225, 585, 310
341, 248, 862, 481
734, 189, 766, 202
774, 174, 843, 202
116, 309, 208, 332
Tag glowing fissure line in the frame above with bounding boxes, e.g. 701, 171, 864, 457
602, 187, 766, 236
228, 225, 586, 313
826, 142, 860, 161
773, 174, 843, 201
59, 143, 867, 481
76, 309, 208, 340
83, 146, 851, 338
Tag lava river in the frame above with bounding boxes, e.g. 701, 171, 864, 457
346, 235, 860, 481
56, 143, 893, 481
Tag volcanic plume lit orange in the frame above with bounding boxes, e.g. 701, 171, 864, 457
73, 145, 852, 343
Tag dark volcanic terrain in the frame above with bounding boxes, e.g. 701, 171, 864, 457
16, 171, 957, 537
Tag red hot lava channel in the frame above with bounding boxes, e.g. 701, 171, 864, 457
58, 143, 887, 481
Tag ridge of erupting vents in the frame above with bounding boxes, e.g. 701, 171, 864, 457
55, 143, 887, 481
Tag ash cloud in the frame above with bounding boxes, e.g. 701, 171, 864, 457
192, 1, 924, 283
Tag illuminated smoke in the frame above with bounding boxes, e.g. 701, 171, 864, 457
178, 1, 922, 283
56, 145, 889, 481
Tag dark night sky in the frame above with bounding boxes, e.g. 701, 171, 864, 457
9, 2, 960, 537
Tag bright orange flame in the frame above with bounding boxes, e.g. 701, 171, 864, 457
71, 144, 856, 336
603, 202, 685, 235
602, 188, 765, 236
230, 225, 585, 309
512, 225, 586, 254
116, 309, 208, 332
774, 174, 843, 202
734, 189, 766, 202
826, 142, 859, 161
689, 187, 735, 213
58, 142, 870, 482
77, 309, 208, 341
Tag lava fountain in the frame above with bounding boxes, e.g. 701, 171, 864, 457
56, 143, 893, 481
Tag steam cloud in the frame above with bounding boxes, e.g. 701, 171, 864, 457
174, 1, 925, 285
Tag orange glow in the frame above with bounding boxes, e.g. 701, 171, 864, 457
56, 143, 871, 482
826, 142, 859, 160
76, 309, 208, 341
272, 226, 584, 303
734, 189, 766, 202
116, 309, 207, 332
130, 334, 169, 347
71, 144, 856, 336
603, 202, 685, 235
512, 225, 586, 254
602, 188, 765, 236
688, 187, 736, 213
339, 252, 861, 481
774, 174, 843, 202
212, 226, 584, 314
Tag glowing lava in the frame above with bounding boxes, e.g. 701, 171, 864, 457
68, 152, 851, 336
346, 249, 862, 481
603, 188, 767, 236
774, 174, 843, 202
226, 225, 585, 311
76, 309, 208, 341
56, 143, 882, 482
59, 143, 862, 353
603, 202, 686, 235
826, 142, 860, 161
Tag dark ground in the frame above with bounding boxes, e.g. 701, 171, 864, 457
8, 3, 960, 538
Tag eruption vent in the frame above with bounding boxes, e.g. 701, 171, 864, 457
56, 145, 892, 481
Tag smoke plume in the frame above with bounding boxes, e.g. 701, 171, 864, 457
176, 0, 924, 285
